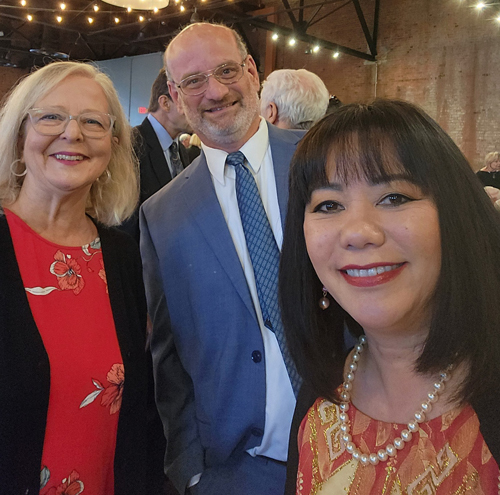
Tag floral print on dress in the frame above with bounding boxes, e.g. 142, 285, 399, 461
80, 363, 124, 414
24, 238, 108, 296
50, 251, 85, 294
98, 259, 108, 293
41, 468, 84, 495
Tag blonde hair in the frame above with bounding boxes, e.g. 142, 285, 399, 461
485, 151, 500, 167
0, 61, 139, 226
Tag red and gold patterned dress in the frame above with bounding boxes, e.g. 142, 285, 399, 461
6, 209, 123, 495
297, 397, 499, 494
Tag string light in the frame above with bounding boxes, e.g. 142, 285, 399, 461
139, 15, 144, 21
312, 45, 320, 53
93, 4, 99, 11
127, 7, 132, 12
496, 14, 500, 22
153, 7, 158, 12
288, 38, 296, 46
20, 0, 26, 5
475, 2, 486, 10
87, 16, 94, 23
27, 13, 33, 20
114, 17, 120, 23
180, 4, 185, 11
56, 15, 63, 22
333, 51, 340, 58
60, 2, 66, 9
271, 33, 279, 41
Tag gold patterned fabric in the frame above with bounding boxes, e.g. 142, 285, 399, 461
296, 398, 499, 494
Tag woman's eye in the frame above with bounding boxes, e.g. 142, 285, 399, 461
314, 201, 344, 213
378, 193, 412, 207
40, 113, 64, 121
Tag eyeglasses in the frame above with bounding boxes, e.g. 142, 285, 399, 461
175, 59, 247, 96
27, 107, 116, 138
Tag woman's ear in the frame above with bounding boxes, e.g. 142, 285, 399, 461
112, 136, 119, 146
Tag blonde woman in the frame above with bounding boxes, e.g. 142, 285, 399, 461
0, 61, 147, 495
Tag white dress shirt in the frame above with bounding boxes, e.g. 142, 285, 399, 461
203, 118, 296, 462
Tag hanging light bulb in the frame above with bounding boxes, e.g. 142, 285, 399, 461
288, 38, 296, 46
312, 45, 320, 53
60, 2, 66, 9
56, 15, 63, 22
332, 51, 340, 59
271, 33, 278, 41
87, 16, 94, 23
27, 13, 33, 20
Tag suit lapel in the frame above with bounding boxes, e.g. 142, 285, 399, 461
268, 124, 304, 229
140, 118, 172, 186
179, 156, 256, 320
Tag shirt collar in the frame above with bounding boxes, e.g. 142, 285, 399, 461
148, 114, 174, 151
204, 117, 270, 185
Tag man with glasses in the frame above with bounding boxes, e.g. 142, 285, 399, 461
140, 22, 304, 495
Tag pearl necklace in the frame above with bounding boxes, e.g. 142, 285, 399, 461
339, 335, 452, 467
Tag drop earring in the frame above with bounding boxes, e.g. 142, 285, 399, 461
319, 287, 330, 310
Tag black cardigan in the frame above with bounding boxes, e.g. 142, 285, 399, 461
0, 215, 148, 495
285, 379, 500, 494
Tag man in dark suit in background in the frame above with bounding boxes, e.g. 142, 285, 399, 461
120, 68, 199, 242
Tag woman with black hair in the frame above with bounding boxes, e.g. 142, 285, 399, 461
279, 99, 500, 494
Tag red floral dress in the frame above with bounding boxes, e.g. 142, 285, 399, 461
6, 209, 123, 495
297, 396, 499, 494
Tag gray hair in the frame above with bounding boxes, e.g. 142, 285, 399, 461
0, 61, 138, 226
260, 69, 329, 130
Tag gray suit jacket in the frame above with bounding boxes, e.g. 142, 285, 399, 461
140, 124, 303, 494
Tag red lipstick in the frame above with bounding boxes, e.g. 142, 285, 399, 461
339, 262, 406, 287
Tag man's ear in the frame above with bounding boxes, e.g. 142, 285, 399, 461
167, 81, 185, 115
263, 102, 278, 125
158, 95, 171, 112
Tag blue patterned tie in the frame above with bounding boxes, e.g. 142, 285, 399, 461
226, 151, 301, 396
169, 141, 184, 178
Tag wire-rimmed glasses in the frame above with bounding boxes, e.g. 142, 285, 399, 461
175, 59, 247, 96
27, 107, 116, 138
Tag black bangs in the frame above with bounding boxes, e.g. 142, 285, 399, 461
291, 100, 447, 206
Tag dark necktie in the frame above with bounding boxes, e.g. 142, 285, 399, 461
169, 141, 184, 178
226, 151, 301, 396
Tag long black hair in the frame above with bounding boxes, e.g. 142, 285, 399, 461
279, 99, 500, 405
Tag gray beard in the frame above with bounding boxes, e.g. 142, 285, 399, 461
183, 92, 260, 146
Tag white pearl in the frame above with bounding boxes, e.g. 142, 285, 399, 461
339, 412, 348, 422
346, 372, 354, 382
408, 421, 419, 432
360, 454, 369, 465
386, 444, 396, 457
377, 449, 388, 461
401, 429, 412, 442
414, 411, 425, 423
421, 402, 432, 413
352, 450, 361, 461
340, 391, 350, 401
369, 453, 379, 465
349, 362, 358, 372
440, 371, 450, 381
352, 353, 360, 362
340, 402, 349, 412
344, 382, 352, 391
393, 437, 404, 450
359, 335, 366, 344
427, 392, 437, 403
340, 423, 349, 433
342, 433, 352, 444
355, 344, 364, 353
346, 442, 355, 454
433, 382, 444, 392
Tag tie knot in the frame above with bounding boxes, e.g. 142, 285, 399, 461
226, 151, 246, 168
170, 141, 178, 153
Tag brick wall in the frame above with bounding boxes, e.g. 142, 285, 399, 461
0, 67, 29, 104
270, 0, 500, 168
